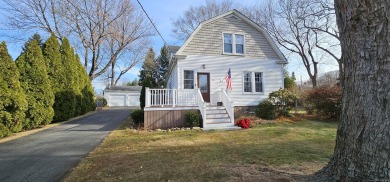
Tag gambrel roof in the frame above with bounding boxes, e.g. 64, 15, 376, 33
175, 9, 287, 63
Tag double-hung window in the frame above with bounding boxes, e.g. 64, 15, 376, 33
243, 72, 263, 93
223, 33, 233, 53
183, 70, 194, 89
235, 35, 244, 54
244, 72, 252, 92
255, 72, 263, 92
223, 33, 244, 54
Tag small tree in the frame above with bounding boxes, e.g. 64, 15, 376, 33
156, 45, 169, 87
126, 79, 139, 86
139, 48, 158, 87
16, 40, 54, 128
0, 42, 28, 134
140, 76, 152, 110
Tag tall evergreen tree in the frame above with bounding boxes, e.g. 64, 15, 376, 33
22, 33, 44, 52
0, 42, 28, 136
16, 40, 54, 128
140, 76, 152, 110
43, 33, 73, 121
60, 38, 78, 116
75, 54, 95, 114
139, 48, 158, 87
156, 45, 169, 88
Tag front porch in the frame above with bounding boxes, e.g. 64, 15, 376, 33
144, 88, 237, 130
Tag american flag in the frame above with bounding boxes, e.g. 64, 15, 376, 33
225, 68, 232, 91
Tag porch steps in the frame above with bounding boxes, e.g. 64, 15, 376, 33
203, 106, 240, 130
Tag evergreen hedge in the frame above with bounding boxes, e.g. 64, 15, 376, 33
0, 36, 95, 138
16, 40, 55, 129
0, 42, 28, 136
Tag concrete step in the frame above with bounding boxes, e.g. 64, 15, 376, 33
206, 118, 231, 123
206, 106, 225, 110
206, 109, 227, 114
206, 113, 229, 119
203, 126, 241, 131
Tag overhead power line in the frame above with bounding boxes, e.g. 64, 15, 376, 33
136, 0, 168, 45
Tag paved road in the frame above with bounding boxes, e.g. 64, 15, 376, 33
0, 107, 131, 182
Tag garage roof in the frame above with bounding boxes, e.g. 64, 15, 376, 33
104, 86, 142, 92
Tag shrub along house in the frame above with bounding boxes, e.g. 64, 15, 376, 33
144, 9, 287, 130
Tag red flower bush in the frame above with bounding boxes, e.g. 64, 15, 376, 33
236, 118, 250, 129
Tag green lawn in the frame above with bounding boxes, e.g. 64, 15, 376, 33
64, 120, 337, 182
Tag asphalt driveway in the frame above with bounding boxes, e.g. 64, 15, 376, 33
0, 107, 131, 182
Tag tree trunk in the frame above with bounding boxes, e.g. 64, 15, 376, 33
338, 56, 343, 87
315, 0, 390, 181
110, 61, 115, 86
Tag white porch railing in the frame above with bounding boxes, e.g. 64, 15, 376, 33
221, 89, 234, 123
196, 89, 207, 127
145, 88, 198, 107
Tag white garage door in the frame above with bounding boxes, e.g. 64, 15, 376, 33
128, 94, 140, 107
109, 95, 126, 106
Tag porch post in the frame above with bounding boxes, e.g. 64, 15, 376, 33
145, 87, 150, 107
172, 89, 176, 107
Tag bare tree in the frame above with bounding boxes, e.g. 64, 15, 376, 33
301, 0, 342, 86
171, 0, 235, 42
247, 0, 336, 87
317, 70, 339, 86
103, 7, 151, 86
314, 0, 390, 181
3, 0, 153, 82
244, 0, 338, 87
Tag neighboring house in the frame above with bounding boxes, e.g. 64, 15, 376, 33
104, 86, 142, 107
144, 9, 287, 129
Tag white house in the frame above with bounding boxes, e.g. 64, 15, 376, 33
104, 86, 141, 107
144, 9, 287, 130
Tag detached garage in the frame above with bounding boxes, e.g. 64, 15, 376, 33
103, 86, 142, 107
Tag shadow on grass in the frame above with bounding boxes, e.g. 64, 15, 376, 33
65, 120, 337, 181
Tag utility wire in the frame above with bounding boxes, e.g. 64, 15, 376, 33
136, 0, 168, 46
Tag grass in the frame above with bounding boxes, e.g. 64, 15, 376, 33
64, 118, 337, 182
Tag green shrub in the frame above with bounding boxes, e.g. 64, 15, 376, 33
185, 110, 201, 127
96, 97, 107, 107
303, 86, 341, 120
81, 85, 96, 113
52, 91, 76, 122
256, 100, 277, 120
269, 89, 297, 117
0, 123, 11, 138
131, 109, 144, 124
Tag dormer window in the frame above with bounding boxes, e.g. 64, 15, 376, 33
223, 33, 245, 55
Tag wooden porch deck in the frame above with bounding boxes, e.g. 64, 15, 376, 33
144, 106, 199, 129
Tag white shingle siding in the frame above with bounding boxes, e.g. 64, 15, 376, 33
181, 16, 279, 59
167, 64, 178, 89
177, 55, 283, 106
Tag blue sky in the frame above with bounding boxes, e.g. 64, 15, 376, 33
0, 0, 338, 93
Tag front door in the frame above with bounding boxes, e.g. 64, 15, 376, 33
197, 73, 210, 102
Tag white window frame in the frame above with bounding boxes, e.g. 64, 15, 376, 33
183, 70, 194, 89
222, 32, 245, 55
242, 71, 264, 94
